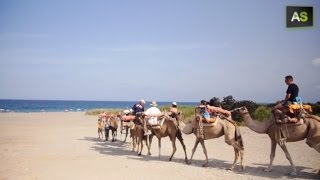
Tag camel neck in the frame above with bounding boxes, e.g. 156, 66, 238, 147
242, 113, 270, 134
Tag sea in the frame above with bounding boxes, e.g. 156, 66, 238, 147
0, 99, 198, 113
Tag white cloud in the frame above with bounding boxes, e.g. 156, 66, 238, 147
312, 58, 320, 67
316, 85, 320, 89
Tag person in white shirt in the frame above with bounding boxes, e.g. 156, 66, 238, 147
144, 101, 162, 135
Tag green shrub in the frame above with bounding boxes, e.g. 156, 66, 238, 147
252, 106, 272, 122
159, 105, 195, 123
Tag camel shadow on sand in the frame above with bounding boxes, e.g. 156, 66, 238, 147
79, 136, 319, 179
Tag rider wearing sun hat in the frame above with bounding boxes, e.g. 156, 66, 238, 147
144, 101, 162, 135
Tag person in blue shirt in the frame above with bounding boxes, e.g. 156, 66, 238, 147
132, 99, 145, 115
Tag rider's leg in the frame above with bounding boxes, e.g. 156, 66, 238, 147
273, 102, 285, 122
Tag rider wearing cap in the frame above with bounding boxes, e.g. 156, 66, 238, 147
169, 102, 178, 118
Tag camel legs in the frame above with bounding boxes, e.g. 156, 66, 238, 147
138, 136, 144, 156
132, 135, 137, 152
169, 137, 177, 161
187, 138, 200, 165
228, 148, 239, 171
314, 143, 320, 153
123, 127, 129, 142
239, 149, 244, 170
144, 135, 150, 156
226, 142, 245, 171
147, 135, 153, 156
199, 139, 209, 167
223, 126, 245, 171
158, 137, 162, 159
110, 129, 117, 142
279, 143, 297, 176
112, 130, 115, 142
105, 129, 109, 141
137, 136, 141, 155
188, 138, 209, 167
313, 143, 320, 153
306, 141, 320, 153
177, 133, 188, 163
264, 139, 277, 172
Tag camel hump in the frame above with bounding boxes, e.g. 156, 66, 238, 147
182, 123, 193, 134
202, 117, 219, 127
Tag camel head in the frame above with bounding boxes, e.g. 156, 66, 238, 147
176, 111, 185, 122
135, 113, 144, 124
116, 112, 122, 118
232, 106, 249, 115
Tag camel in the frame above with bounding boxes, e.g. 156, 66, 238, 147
183, 114, 245, 171
105, 115, 118, 142
97, 119, 104, 140
234, 106, 320, 175
122, 126, 130, 142
120, 114, 136, 142
130, 115, 149, 156
144, 112, 188, 163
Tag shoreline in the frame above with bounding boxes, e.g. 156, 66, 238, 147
0, 111, 86, 115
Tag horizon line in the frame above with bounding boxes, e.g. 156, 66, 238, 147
0, 98, 274, 104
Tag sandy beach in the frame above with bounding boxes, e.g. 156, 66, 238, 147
0, 112, 319, 180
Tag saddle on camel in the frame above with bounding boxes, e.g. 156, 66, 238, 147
274, 97, 313, 125
119, 109, 137, 142
197, 106, 233, 138
195, 101, 232, 124
143, 102, 182, 132
143, 102, 165, 134
121, 110, 136, 129
272, 97, 314, 145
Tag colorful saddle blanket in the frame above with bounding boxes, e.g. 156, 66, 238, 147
121, 115, 136, 121
287, 104, 312, 114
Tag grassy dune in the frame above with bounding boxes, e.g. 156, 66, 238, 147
85, 108, 123, 116
159, 105, 195, 123
85, 106, 196, 123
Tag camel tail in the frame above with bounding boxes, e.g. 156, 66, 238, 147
235, 126, 244, 150
226, 118, 244, 149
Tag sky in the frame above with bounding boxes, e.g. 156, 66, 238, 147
0, 0, 319, 103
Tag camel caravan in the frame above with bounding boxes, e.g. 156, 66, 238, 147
95, 75, 320, 176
